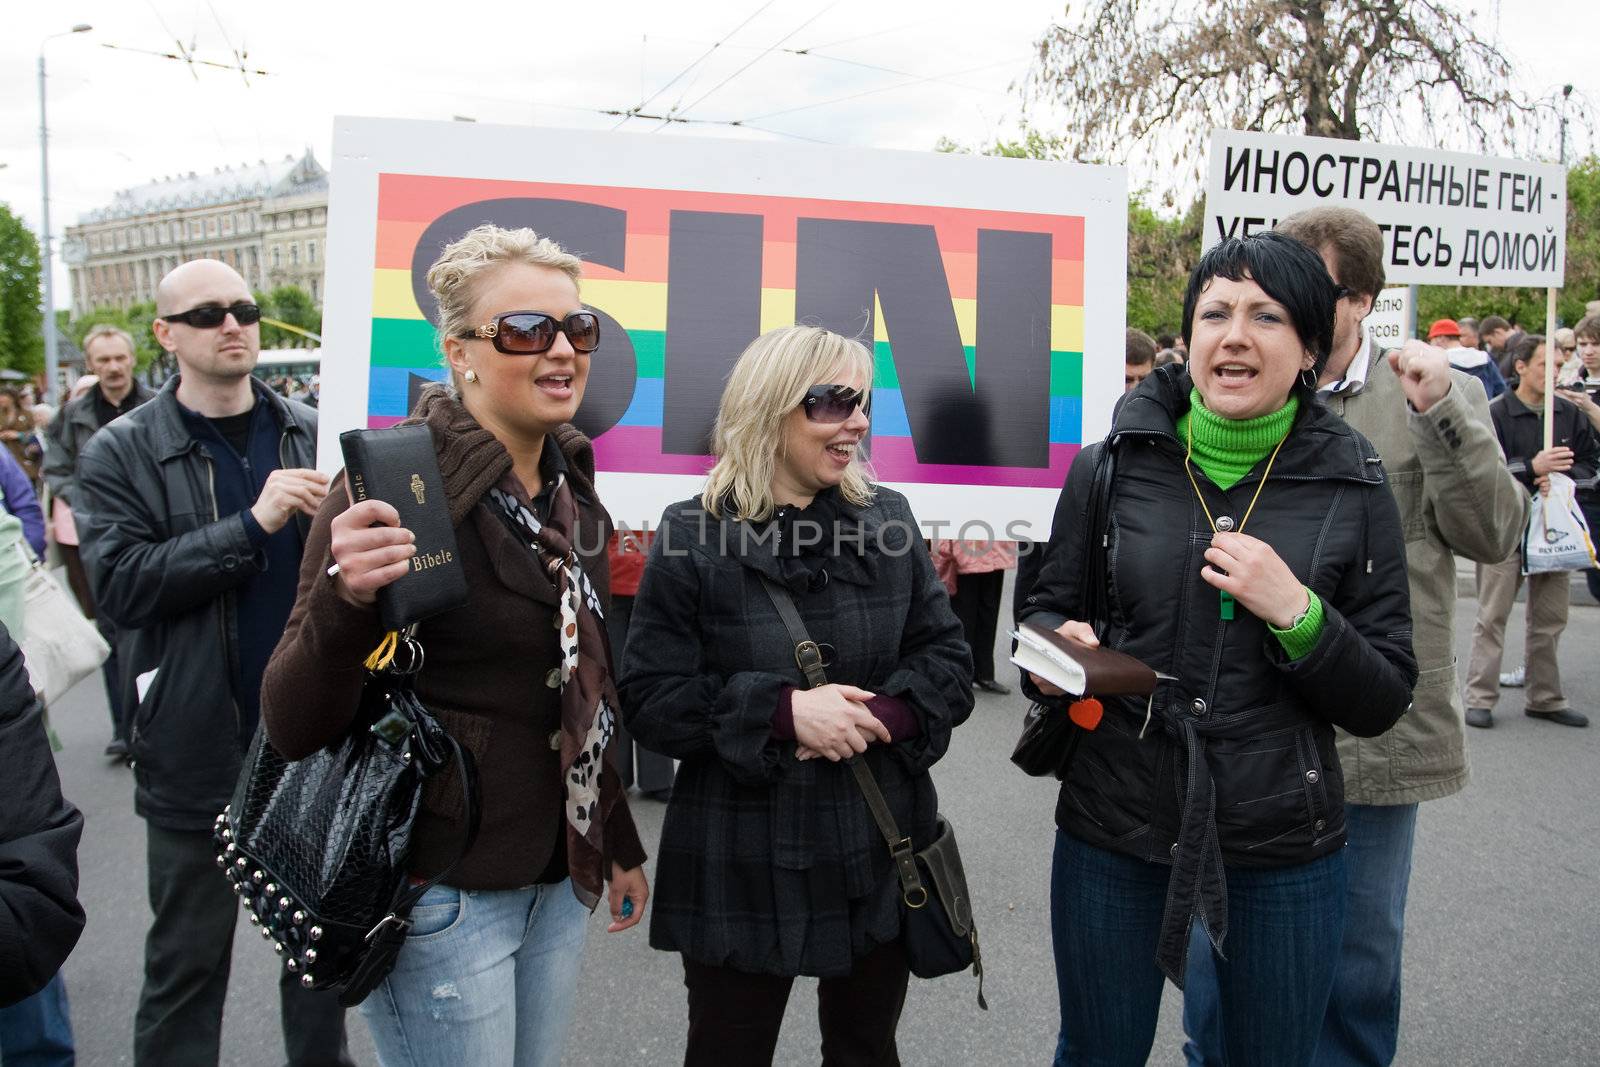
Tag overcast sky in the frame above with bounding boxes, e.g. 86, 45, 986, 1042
2, 0, 1595, 293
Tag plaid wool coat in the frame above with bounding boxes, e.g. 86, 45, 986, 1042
619, 487, 974, 978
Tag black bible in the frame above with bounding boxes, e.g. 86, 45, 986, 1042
339, 425, 468, 632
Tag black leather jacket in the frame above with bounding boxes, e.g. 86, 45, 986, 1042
76, 377, 316, 830
1021, 365, 1417, 980
41, 381, 157, 506
0, 623, 84, 1005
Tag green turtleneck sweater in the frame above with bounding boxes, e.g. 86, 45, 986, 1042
1177, 389, 1324, 658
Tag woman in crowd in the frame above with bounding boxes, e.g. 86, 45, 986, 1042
0, 447, 46, 561
1021, 232, 1417, 1067
262, 224, 648, 1067
621, 325, 973, 1066
934, 536, 1018, 694
0, 390, 40, 485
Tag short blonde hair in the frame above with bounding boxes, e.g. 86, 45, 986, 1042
425, 224, 584, 384
701, 325, 876, 520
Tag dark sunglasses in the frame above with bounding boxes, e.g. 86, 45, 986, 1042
800, 384, 871, 423
460, 311, 601, 355
162, 302, 262, 328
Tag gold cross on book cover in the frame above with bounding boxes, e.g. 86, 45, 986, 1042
340, 425, 468, 632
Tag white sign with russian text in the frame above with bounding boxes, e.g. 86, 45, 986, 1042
1204, 130, 1567, 288
1365, 287, 1411, 349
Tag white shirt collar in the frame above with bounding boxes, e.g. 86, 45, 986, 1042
1320, 336, 1374, 396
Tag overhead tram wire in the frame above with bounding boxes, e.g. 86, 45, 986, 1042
736, 54, 1029, 124
98, 41, 273, 78
141, 0, 184, 48
204, 0, 254, 86
663, 1, 840, 129
606, 32, 1008, 98
384, 84, 828, 144
779, 49, 1005, 94
612, 0, 779, 129
796, 23, 920, 52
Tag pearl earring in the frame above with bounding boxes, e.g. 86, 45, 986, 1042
464, 369, 478, 383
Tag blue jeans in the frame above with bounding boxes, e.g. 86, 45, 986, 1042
1051, 830, 1346, 1067
359, 879, 589, 1067
1183, 803, 1418, 1067
0, 971, 74, 1067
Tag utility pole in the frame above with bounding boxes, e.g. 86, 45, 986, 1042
39, 22, 93, 405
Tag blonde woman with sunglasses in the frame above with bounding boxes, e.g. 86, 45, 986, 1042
262, 225, 647, 1067
620, 325, 974, 1065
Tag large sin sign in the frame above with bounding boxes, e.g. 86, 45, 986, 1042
321, 118, 1128, 535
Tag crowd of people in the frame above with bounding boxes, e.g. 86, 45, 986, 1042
259, 373, 321, 407
1, 204, 1596, 1067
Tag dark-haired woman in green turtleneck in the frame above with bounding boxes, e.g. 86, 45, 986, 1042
1021, 232, 1417, 1067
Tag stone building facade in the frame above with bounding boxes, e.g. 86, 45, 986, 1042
64, 149, 329, 314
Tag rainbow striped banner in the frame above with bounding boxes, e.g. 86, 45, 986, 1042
320, 119, 1128, 535
367, 175, 1083, 489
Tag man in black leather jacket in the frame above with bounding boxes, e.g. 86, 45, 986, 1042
41, 324, 156, 759
76, 258, 349, 1067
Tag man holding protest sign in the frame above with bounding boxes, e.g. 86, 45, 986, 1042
1182, 206, 1523, 1067
1464, 335, 1598, 731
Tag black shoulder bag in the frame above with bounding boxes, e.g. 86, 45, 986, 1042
213, 630, 481, 1007
759, 576, 986, 1009
1011, 439, 1116, 778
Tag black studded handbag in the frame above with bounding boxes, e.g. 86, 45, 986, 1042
213, 632, 479, 1007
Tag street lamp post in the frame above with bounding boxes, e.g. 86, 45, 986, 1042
39, 23, 92, 406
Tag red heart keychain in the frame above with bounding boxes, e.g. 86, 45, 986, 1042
1068, 697, 1104, 731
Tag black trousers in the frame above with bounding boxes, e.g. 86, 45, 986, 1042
134, 825, 353, 1067
681, 941, 909, 1067
606, 594, 675, 793
950, 569, 1005, 682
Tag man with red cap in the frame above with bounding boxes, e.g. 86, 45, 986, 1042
1429, 317, 1507, 399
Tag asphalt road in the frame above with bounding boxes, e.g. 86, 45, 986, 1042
45, 580, 1600, 1066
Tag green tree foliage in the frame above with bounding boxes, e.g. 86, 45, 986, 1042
0, 204, 44, 375
1127, 198, 1202, 338
936, 134, 1199, 339
1017, 1, 1595, 333
256, 285, 322, 349
1416, 155, 1600, 329
1022, 0, 1568, 189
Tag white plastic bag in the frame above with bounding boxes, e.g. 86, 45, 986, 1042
1521, 471, 1598, 574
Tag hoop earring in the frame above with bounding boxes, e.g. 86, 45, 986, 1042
464, 369, 478, 384
1300, 368, 1317, 391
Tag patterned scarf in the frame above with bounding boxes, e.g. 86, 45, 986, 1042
489, 474, 617, 911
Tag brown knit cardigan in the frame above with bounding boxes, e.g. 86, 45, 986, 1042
260, 388, 646, 889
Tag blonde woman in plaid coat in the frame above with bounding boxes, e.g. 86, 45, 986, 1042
621, 326, 974, 1066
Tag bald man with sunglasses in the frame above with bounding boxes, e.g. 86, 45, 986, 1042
74, 259, 350, 1067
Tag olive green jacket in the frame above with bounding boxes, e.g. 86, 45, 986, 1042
1321, 349, 1526, 804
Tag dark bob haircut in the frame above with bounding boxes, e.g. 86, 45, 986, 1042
1180, 231, 1340, 394
1507, 333, 1545, 371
